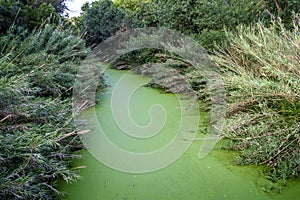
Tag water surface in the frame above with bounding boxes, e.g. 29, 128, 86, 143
61, 69, 300, 200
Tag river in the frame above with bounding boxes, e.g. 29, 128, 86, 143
60, 69, 300, 200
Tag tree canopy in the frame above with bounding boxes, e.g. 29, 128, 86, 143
0, 0, 68, 34
81, 0, 141, 46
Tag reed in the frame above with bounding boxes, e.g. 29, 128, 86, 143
212, 18, 300, 183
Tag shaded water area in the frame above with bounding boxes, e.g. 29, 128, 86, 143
61, 69, 300, 200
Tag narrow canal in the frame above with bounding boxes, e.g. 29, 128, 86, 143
61, 69, 300, 200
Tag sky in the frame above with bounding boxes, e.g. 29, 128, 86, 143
65, 0, 95, 17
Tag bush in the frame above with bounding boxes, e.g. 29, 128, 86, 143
0, 0, 64, 34
262, 0, 300, 27
135, 0, 264, 50
114, 0, 149, 11
81, 0, 141, 46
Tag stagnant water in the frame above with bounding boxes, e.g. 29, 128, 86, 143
60, 69, 300, 200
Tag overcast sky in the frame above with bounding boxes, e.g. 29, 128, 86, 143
65, 0, 95, 17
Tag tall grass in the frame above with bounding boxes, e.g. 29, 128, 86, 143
0, 24, 90, 199
212, 18, 300, 183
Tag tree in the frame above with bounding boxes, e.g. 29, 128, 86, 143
0, 0, 68, 34
82, 0, 140, 46
135, 0, 264, 49
114, 0, 149, 11
16, 0, 68, 14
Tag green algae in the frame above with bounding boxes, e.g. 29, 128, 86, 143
60, 69, 299, 200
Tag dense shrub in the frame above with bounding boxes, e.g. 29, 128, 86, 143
0, 0, 69, 35
212, 19, 300, 182
81, 0, 141, 47
262, 0, 300, 27
132, 0, 300, 50
114, 0, 149, 11
135, 0, 264, 49
0, 24, 90, 199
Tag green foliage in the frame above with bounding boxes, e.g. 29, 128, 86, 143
133, 0, 300, 50
262, 0, 300, 27
0, 0, 23, 34
135, 0, 264, 49
29, 2, 60, 28
0, 0, 69, 35
190, 29, 226, 51
0, 24, 88, 95
0, 24, 90, 199
212, 19, 300, 181
81, 0, 141, 46
114, 0, 149, 11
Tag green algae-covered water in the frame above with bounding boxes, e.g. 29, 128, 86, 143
61, 69, 300, 200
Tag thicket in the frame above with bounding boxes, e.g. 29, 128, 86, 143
121, 0, 299, 50
114, 0, 149, 11
0, 0, 70, 35
79, 0, 300, 50
212, 19, 300, 183
79, 0, 141, 47
262, 0, 300, 27
0, 24, 89, 199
